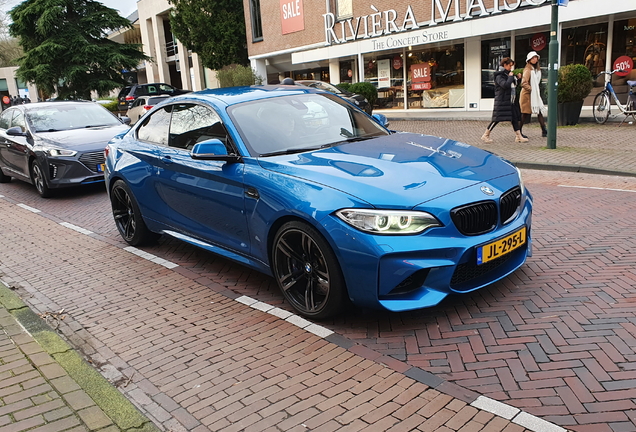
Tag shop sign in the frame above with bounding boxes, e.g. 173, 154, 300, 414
323, 0, 548, 46
614, 56, 634, 77
280, 0, 304, 34
530, 33, 546, 52
412, 82, 432, 90
378, 59, 391, 88
393, 55, 403, 70
2, 96, 10, 105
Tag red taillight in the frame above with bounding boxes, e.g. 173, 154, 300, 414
125, 96, 134, 101
143, 105, 152, 110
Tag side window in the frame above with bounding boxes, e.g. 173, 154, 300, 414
146, 85, 157, 95
137, 106, 172, 146
169, 104, 234, 152
159, 84, 175, 93
11, 111, 26, 132
0, 109, 12, 129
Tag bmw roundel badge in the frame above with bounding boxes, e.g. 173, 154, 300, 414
481, 186, 494, 196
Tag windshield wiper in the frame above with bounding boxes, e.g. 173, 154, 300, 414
36, 129, 63, 133
323, 136, 375, 148
84, 124, 111, 128
259, 147, 321, 157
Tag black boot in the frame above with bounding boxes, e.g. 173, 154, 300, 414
541, 126, 547, 137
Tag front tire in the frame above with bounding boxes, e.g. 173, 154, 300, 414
30, 160, 52, 198
110, 179, 160, 246
272, 221, 346, 320
593, 92, 610, 124
0, 168, 11, 183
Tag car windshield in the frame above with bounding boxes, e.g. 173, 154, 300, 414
27, 104, 121, 132
228, 93, 389, 157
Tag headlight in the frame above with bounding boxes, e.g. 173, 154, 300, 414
516, 167, 525, 195
336, 209, 442, 235
46, 147, 77, 157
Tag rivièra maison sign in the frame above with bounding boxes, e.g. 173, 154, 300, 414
323, 0, 548, 45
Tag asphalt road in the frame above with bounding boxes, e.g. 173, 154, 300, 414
2, 168, 636, 431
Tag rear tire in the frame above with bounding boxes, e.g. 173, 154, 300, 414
592, 92, 610, 124
110, 179, 160, 246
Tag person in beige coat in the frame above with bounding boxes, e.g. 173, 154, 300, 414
519, 51, 547, 138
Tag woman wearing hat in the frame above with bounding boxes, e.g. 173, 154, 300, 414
520, 51, 547, 138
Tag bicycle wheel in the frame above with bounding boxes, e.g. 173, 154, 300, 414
592, 92, 610, 124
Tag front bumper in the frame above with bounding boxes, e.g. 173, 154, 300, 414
322, 190, 533, 312
40, 153, 106, 189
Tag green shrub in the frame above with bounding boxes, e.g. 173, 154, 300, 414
102, 100, 119, 112
336, 83, 352, 93
557, 64, 593, 103
348, 82, 378, 108
217, 64, 263, 88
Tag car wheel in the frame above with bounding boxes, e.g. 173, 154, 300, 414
30, 160, 53, 198
272, 221, 346, 319
0, 168, 11, 183
110, 179, 160, 246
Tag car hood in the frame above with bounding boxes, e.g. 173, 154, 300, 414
257, 132, 518, 208
35, 124, 130, 151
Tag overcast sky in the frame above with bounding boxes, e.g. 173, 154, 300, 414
2, 0, 137, 18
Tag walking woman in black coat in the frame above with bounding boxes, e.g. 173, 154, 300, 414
481, 57, 527, 143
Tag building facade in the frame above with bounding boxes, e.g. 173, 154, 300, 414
135, 0, 217, 91
243, 0, 636, 112
0, 66, 38, 108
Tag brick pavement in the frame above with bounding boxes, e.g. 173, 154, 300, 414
0, 198, 545, 431
1, 119, 635, 431
0, 303, 118, 431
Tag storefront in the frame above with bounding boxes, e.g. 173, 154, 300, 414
246, 0, 636, 113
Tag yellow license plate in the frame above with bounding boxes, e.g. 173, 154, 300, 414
99, 164, 105, 173
477, 227, 526, 265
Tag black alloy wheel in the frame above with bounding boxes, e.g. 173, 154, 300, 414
272, 221, 345, 319
0, 168, 11, 183
30, 160, 52, 198
110, 179, 159, 246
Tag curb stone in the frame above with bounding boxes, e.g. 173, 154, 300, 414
0, 281, 160, 432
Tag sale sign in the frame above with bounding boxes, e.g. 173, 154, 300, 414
393, 55, 403, 70
280, 0, 304, 34
530, 33, 547, 52
614, 56, 634, 77
411, 64, 431, 83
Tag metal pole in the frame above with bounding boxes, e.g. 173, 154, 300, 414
546, 0, 559, 149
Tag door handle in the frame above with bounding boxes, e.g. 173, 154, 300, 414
245, 187, 259, 199
161, 155, 173, 164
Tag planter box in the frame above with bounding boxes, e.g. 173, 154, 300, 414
557, 101, 584, 126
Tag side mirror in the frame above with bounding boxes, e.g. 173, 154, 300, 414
373, 113, 390, 128
191, 139, 242, 163
120, 116, 131, 125
6, 126, 28, 137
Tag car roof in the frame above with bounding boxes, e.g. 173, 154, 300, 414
15, 101, 99, 111
165, 85, 324, 108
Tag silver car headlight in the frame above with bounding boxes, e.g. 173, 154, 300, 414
44, 146, 77, 157
516, 167, 525, 195
336, 209, 442, 235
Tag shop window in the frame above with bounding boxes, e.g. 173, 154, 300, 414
611, 19, 636, 81
481, 38, 511, 99
364, 44, 465, 110
339, 61, 354, 83
249, 0, 263, 42
561, 23, 608, 78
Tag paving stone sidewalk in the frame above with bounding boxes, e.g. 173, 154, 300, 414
0, 289, 160, 432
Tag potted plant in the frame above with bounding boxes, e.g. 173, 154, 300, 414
557, 64, 594, 126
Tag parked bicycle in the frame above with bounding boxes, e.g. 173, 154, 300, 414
592, 69, 636, 125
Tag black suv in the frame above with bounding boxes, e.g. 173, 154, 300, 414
117, 83, 189, 111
